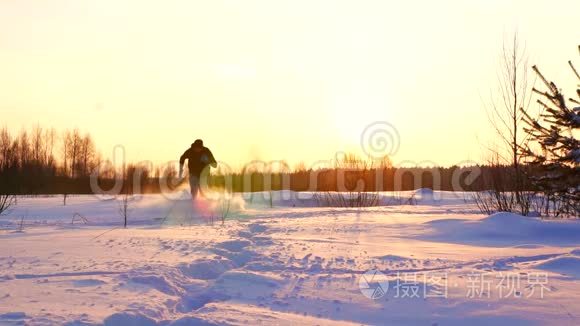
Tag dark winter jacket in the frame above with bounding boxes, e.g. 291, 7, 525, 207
179, 146, 217, 177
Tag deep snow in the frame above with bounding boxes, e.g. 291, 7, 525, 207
0, 190, 578, 325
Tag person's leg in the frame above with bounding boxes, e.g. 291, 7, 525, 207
189, 175, 200, 200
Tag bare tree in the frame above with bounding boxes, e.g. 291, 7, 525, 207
0, 127, 11, 171
60, 129, 83, 178
17, 129, 31, 168
480, 33, 536, 214
31, 125, 44, 165
79, 133, 96, 177
61, 130, 70, 177
487, 34, 533, 170
118, 192, 131, 228
0, 194, 16, 216
118, 164, 133, 228
45, 128, 57, 168
69, 129, 82, 178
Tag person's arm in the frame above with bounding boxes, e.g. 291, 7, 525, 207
179, 149, 189, 178
206, 149, 217, 168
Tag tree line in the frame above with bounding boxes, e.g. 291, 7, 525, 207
0, 125, 516, 196
0, 126, 101, 194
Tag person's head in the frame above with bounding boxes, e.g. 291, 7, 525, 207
191, 139, 203, 152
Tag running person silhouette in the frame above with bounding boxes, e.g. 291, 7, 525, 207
179, 139, 217, 199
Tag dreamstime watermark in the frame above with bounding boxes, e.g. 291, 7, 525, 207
360, 121, 400, 159
358, 270, 551, 301
88, 121, 482, 202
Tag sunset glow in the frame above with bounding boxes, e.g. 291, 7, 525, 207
1, 0, 578, 168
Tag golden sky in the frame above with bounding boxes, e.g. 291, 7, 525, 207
1, 0, 578, 169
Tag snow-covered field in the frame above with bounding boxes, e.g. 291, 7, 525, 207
0, 190, 579, 325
